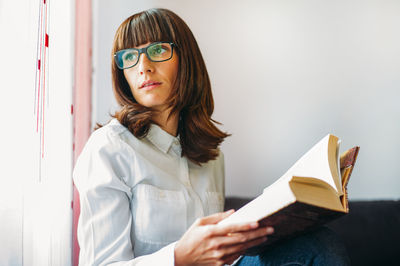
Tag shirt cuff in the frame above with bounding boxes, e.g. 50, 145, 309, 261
157, 241, 177, 266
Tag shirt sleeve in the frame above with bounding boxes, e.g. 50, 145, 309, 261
73, 133, 176, 266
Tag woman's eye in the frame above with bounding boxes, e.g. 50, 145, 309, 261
150, 46, 166, 55
124, 52, 136, 61
156, 47, 165, 54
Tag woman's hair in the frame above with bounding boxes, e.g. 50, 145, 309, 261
100, 8, 229, 164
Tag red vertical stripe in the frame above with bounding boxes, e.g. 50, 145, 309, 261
36, 0, 44, 133
41, 0, 49, 159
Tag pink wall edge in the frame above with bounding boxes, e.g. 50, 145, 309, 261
73, 0, 92, 265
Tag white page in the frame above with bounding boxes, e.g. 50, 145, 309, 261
220, 180, 296, 225
270, 135, 339, 193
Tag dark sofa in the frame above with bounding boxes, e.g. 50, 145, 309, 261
225, 197, 400, 266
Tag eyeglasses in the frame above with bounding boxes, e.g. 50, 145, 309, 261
114, 42, 176, 70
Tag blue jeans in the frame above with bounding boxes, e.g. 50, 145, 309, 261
236, 227, 350, 266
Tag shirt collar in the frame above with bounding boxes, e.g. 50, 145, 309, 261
146, 123, 179, 154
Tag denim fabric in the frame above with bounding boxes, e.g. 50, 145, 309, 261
236, 227, 350, 266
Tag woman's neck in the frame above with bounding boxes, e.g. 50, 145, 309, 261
152, 108, 179, 137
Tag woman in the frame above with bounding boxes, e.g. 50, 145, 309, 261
73, 8, 350, 266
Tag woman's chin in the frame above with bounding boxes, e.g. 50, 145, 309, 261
139, 100, 167, 111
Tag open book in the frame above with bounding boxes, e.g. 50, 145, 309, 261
219, 134, 359, 253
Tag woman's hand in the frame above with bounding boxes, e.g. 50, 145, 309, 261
174, 210, 274, 266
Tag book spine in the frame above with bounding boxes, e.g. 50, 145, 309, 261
340, 167, 352, 212
339, 146, 360, 212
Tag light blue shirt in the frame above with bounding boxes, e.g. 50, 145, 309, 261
73, 118, 225, 265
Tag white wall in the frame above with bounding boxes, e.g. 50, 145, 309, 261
0, 0, 74, 265
93, 0, 400, 200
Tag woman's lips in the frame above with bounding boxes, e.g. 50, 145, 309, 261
141, 82, 162, 90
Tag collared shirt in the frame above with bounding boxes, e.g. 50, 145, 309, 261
73, 118, 225, 265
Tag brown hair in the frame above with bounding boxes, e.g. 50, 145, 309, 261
101, 8, 229, 164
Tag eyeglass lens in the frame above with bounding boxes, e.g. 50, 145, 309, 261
115, 42, 173, 69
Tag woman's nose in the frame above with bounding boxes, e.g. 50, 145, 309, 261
137, 53, 154, 74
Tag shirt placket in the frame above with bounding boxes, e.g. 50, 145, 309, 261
172, 140, 204, 227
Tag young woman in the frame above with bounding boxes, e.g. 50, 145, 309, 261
73, 8, 350, 266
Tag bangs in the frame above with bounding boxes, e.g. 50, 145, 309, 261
115, 9, 176, 52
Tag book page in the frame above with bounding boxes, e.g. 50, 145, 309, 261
269, 135, 340, 193
219, 181, 296, 225
335, 139, 342, 191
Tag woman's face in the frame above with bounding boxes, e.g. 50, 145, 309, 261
123, 41, 179, 111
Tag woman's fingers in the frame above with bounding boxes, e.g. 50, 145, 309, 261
176, 212, 274, 265
211, 220, 269, 237
211, 226, 274, 248
222, 235, 268, 256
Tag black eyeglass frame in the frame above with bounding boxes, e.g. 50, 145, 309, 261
114, 42, 177, 70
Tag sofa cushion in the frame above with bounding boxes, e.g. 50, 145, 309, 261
327, 200, 400, 266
